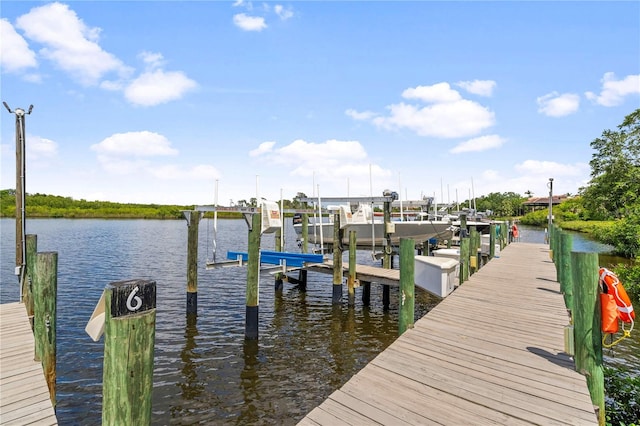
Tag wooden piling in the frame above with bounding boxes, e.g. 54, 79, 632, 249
362, 282, 371, 306
554, 228, 562, 282
103, 279, 156, 426
332, 213, 343, 304
398, 238, 415, 335
185, 210, 201, 316
33, 251, 57, 406
347, 230, 356, 307
246, 213, 261, 340
24, 234, 37, 322
469, 227, 479, 274
559, 232, 574, 316
301, 213, 309, 254
274, 229, 283, 292
459, 237, 470, 284
571, 251, 605, 425
489, 223, 496, 259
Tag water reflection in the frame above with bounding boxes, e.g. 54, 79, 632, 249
238, 339, 260, 425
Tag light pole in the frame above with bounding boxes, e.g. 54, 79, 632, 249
3, 102, 33, 293
547, 178, 554, 245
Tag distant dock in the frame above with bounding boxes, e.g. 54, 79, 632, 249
298, 243, 597, 425
0, 302, 57, 425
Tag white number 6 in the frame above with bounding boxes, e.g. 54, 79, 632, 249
126, 286, 143, 312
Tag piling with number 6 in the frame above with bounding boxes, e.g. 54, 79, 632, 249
102, 279, 156, 426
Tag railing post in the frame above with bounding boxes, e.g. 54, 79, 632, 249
24, 234, 37, 324
103, 279, 156, 426
459, 237, 470, 284
571, 251, 604, 425
559, 232, 574, 316
185, 210, 201, 316
33, 251, 57, 406
489, 223, 496, 259
301, 213, 308, 254
245, 212, 261, 340
332, 213, 343, 304
398, 238, 415, 335
347, 230, 357, 307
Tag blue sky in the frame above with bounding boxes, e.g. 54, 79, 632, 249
1, 1, 639, 207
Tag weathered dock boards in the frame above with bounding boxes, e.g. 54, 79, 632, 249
308, 262, 400, 287
0, 302, 57, 425
299, 243, 597, 425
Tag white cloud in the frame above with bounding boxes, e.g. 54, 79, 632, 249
91, 131, 179, 157
456, 80, 496, 97
345, 109, 377, 121
352, 82, 495, 138
274, 5, 294, 20
28, 135, 58, 160
88, 131, 217, 181
15, 2, 131, 86
0, 18, 37, 73
402, 83, 462, 103
139, 51, 165, 70
515, 159, 588, 177
124, 70, 197, 107
233, 13, 267, 31
450, 134, 506, 154
249, 141, 276, 157
537, 92, 580, 117
372, 99, 495, 138
585, 72, 640, 107
249, 138, 394, 195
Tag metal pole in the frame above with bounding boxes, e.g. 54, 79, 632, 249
3, 102, 33, 297
547, 178, 554, 245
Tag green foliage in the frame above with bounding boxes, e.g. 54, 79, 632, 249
604, 366, 640, 426
470, 192, 526, 217
0, 189, 188, 219
561, 220, 614, 235
519, 197, 595, 227
612, 262, 640, 304
520, 209, 549, 226
595, 209, 640, 259
581, 108, 640, 220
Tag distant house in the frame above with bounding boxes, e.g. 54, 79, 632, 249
522, 195, 569, 212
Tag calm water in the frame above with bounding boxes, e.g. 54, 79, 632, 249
1, 220, 637, 425
0, 218, 440, 425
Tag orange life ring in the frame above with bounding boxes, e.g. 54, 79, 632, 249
599, 268, 635, 323
511, 224, 519, 239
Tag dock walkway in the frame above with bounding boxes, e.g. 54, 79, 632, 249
0, 302, 57, 425
299, 243, 597, 425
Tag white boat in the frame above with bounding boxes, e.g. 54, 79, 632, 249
293, 204, 453, 248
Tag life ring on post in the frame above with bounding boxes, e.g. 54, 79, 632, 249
599, 267, 635, 347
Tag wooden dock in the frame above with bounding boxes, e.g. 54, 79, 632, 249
0, 302, 57, 425
298, 243, 597, 425
308, 262, 401, 287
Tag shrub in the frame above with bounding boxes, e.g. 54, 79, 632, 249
604, 366, 640, 426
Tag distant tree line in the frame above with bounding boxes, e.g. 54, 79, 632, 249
0, 191, 189, 219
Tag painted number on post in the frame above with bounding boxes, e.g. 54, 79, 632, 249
109, 279, 156, 318
126, 286, 143, 312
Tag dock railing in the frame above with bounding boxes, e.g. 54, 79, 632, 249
550, 223, 605, 425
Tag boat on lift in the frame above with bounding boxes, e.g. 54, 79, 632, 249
293, 202, 453, 249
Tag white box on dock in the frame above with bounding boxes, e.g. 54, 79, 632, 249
432, 248, 460, 261
481, 234, 490, 254
414, 256, 458, 298
479, 235, 501, 256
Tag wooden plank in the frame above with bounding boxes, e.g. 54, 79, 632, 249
0, 302, 57, 425
298, 243, 597, 425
